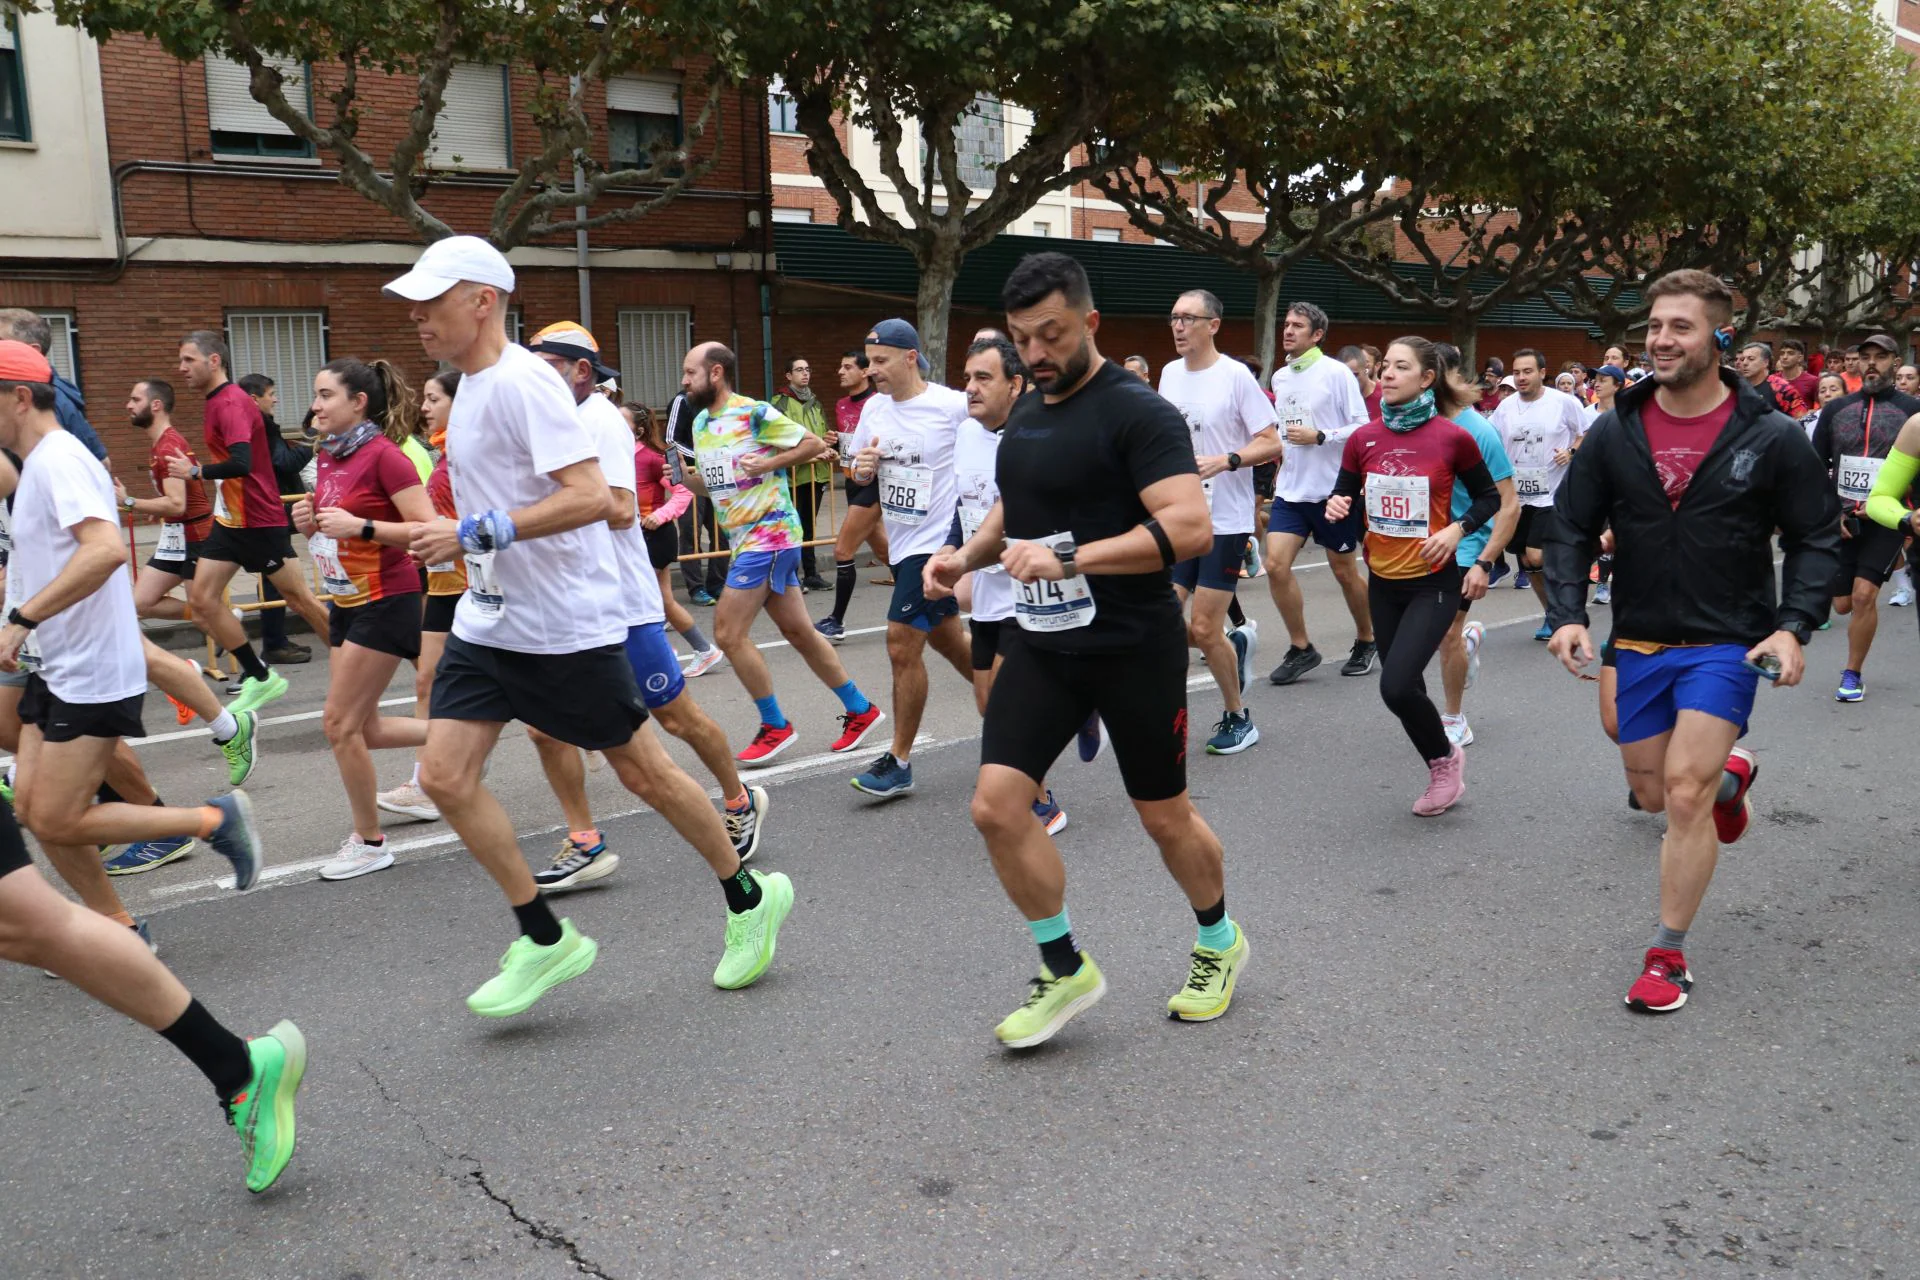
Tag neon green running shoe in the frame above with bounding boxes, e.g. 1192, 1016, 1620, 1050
994, 954, 1107, 1049
218, 709, 258, 786
226, 1019, 307, 1193
1167, 923, 1250, 1022
713, 870, 793, 989
0, 775, 13, 806
466, 918, 597, 1017
228, 670, 288, 715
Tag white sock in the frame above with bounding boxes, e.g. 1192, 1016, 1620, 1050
410, 760, 422, 787
1895, 568, 1912, 591
209, 710, 238, 742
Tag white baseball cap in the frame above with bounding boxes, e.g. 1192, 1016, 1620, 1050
382, 234, 516, 301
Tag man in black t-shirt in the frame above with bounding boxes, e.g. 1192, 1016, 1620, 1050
925, 252, 1251, 1050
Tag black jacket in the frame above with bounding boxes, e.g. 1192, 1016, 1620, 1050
1545, 368, 1839, 646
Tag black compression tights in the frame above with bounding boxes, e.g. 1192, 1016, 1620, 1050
1367, 566, 1463, 763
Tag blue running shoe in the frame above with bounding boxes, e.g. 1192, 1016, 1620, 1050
690, 588, 717, 607
1076, 712, 1106, 763
1514, 569, 1530, 589
1533, 621, 1553, 642
105, 835, 196, 876
850, 753, 914, 799
206, 790, 262, 891
1205, 709, 1260, 756
814, 615, 846, 644
1836, 669, 1865, 702
1487, 558, 1510, 588
1032, 790, 1068, 835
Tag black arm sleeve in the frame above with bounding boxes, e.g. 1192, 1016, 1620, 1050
1331, 466, 1363, 501
1456, 461, 1499, 534
944, 511, 966, 551
1542, 422, 1613, 630
195, 441, 251, 480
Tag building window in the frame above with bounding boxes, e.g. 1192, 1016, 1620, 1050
35, 311, 75, 382
1090, 226, 1122, 243
606, 73, 682, 173
616, 308, 692, 411
506, 307, 524, 347
429, 63, 510, 171
0, 15, 29, 143
206, 54, 312, 158
226, 310, 327, 404
1030, 222, 1051, 238
768, 76, 799, 134
954, 95, 1003, 190
770, 206, 814, 224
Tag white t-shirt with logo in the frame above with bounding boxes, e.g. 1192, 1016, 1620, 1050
1491, 386, 1589, 508
10, 429, 145, 703
445, 343, 627, 654
850, 383, 966, 562
580, 391, 664, 629
1270, 353, 1370, 503
1158, 356, 1279, 536
952, 418, 1012, 623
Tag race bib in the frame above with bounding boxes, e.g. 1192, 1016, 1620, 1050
879, 461, 932, 525
1838, 454, 1882, 504
1365, 473, 1431, 538
154, 522, 188, 562
465, 551, 504, 618
957, 507, 1003, 573
1012, 534, 1096, 632
837, 432, 857, 464
307, 532, 355, 598
697, 447, 741, 500
426, 558, 457, 574
1513, 467, 1553, 501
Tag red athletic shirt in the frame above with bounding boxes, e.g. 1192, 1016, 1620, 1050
1641, 393, 1734, 509
1363, 386, 1383, 422
313, 436, 424, 608
424, 451, 467, 595
1338, 417, 1488, 580
148, 426, 213, 542
201, 382, 285, 529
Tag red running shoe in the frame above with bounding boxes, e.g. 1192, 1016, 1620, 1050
1625, 946, 1693, 1013
1713, 747, 1758, 845
831, 705, 886, 753
736, 722, 797, 766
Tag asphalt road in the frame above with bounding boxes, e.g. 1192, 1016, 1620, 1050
3, 559, 1917, 1279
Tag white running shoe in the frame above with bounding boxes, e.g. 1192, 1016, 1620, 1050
1461, 620, 1485, 691
685, 646, 726, 677
1891, 586, 1914, 608
319, 834, 395, 881
1442, 713, 1475, 748
375, 780, 440, 823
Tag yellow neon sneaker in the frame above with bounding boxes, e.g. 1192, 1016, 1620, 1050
1167, 923, 1249, 1022
994, 954, 1106, 1049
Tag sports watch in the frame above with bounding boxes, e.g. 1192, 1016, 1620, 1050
1055, 538, 1079, 579
361, 519, 377, 542
1226, 452, 1243, 472
1474, 559, 1495, 576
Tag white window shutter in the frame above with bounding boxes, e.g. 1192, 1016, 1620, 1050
616, 309, 692, 411
205, 54, 303, 135
606, 74, 680, 116
430, 63, 510, 170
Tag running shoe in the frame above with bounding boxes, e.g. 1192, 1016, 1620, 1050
1412, 746, 1466, 816
1076, 712, 1106, 763
1836, 669, 1865, 702
1816, 619, 1832, 631
713, 870, 794, 989
135, 917, 156, 953
1486, 558, 1510, 588
1205, 709, 1259, 755
831, 704, 886, 753
1592, 582, 1612, 605
533, 835, 620, 891
318, 834, 394, 882
684, 646, 726, 678
737, 721, 798, 765
690, 588, 718, 606
1033, 789, 1067, 835
1268, 644, 1321, 686
1891, 583, 1915, 607
1624, 947, 1692, 1013
1713, 746, 1758, 845
206, 791, 262, 891
814, 616, 846, 644
104, 835, 195, 876
1242, 540, 1263, 578
228, 670, 289, 714
1461, 620, 1485, 690
0, 774, 13, 806
850, 752, 914, 799
1340, 640, 1378, 677
218, 709, 258, 786
223, 672, 247, 697
226, 1019, 308, 1193
1513, 569, 1530, 589
168, 694, 194, 725
466, 919, 598, 1017
1441, 713, 1475, 749
725, 785, 769, 863
1229, 619, 1258, 693
801, 574, 832, 592
1533, 621, 1553, 642
994, 954, 1106, 1048
1167, 922, 1250, 1022
262, 644, 311, 665
376, 780, 440, 822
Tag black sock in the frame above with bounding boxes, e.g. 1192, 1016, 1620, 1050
1039, 932, 1082, 977
363, 833, 385, 846
95, 781, 126, 805
1227, 596, 1248, 628
720, 865, 762, 913
232, 643, 269, 681
512, 895, 563, 946
1195, 897, 1228, 929
831, 560, 857, 623
159, 998, 254, 1100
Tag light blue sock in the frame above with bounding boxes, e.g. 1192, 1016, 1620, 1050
753, 694, 787, 729
831, 680, 871, 715
1197, 914, 1237, 952
1026, 909, 1072, 945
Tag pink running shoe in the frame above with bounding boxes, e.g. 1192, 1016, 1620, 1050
1412, 745, 1466, 816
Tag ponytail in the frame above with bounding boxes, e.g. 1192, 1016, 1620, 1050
321, 356, 417, 445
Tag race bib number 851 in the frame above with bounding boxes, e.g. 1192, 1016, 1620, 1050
1365, 473, 1431, 539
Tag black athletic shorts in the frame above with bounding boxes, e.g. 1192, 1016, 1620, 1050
982, 627, 1189, 802
329, 594, 422, 659
431, 633, 647, 751
0, 798, 29, 879
1833, 516, 1904, 593
19, 674, 145, 743
145, 539, 203, 580
1513, 505, 1559, 555
970, 617, 1008, 671
200, 523, 294, 575
644, 521, 680, 570
422, 591, 460, 634
888, 553, 961, 631
1253, 460, 1277, 501
847, 476, 880, 509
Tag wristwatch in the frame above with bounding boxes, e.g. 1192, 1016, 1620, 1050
120, 494, 136, 511
1226, 452, 1243, 472
1474, 559, 1495, 576
1315, 430, 1326, 446
8, 608, 37, 630
1056, 538, 1079, 579
361, 519, 376, 541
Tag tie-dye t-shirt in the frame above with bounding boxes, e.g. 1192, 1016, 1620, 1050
692, 393, 809, 554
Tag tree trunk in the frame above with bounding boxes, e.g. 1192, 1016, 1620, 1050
915, 240, 962, 384
1449, 311, 1479, 373
1600, 317, 1631, 350
1251, 268, 1284, 378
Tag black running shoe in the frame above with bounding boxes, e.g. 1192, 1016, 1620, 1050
1340, 641, 1378, 677
1268, 644, 1321, 686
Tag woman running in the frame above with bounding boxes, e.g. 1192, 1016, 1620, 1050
1804, 371, 1846, 439
378, 369, 463, 823
1325, 336, 1500, 816
628, 402, 723, 675
291, 358, 434, 880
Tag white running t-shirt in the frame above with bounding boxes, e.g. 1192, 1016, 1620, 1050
850, 383, 967, 562
445, 343, 627, 653
1158, 356, 1278, 535
952, 418, 1012, 623
1270, 352, 1370, 503
1491, 386, 1589, 508
580, 391, 664, 628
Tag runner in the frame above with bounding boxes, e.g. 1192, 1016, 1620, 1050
926, 252, 1247, 1048
173, 331, 331, 711
1586, 364, 1628, 606
288, 358, 435, 881
1265, 302, 1376, 684
389, 237, 793, 1012
768, 357, 836, 591
845, 319, 973, 797
1323, 337, 1500, 814
1808, 332, 1920, 702
1338, 343, 1383, 420
1489, 347, 1590, 639
1157, 290, 1280, 753
679, 341, 885, 765
1545, 269, 1838, 1015
628, 400, 724, 674
1863, 407, 1920, 619
519, 322, 769, 888
120, 379, 215, 632
815, 350, 892, 642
